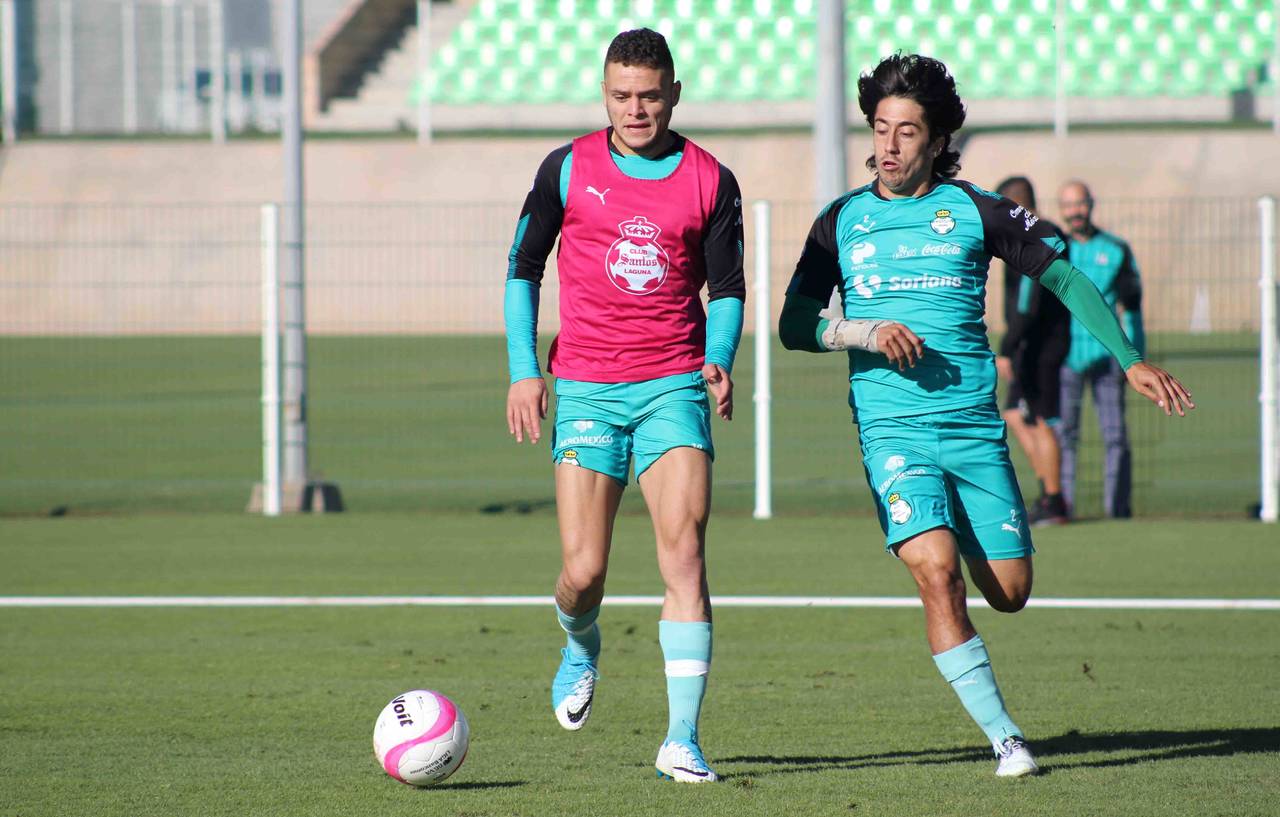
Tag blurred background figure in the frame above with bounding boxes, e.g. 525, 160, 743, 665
994, 176, 1071, 526
1057, 180, 1146, 519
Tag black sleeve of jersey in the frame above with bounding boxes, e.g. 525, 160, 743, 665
998, 223, 1068, 357
1115, 241, 1143, 312
786, 196, 847, 302
705, 164, 746, 301
962, 182, 1066, 279
508, 144, 571, 285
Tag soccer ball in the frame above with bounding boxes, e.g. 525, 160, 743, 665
373, 690, 470, 787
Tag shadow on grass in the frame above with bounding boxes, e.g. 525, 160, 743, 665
721, 727, 1280, 776
479, 499, 555, 515
423, 780, 528, 791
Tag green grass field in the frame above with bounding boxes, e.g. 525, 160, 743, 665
1, 515, 1278, 817
2, 331, 1275, 815
0, 332, 1263, 518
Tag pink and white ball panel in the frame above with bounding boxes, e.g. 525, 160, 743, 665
373, 690, 469, 787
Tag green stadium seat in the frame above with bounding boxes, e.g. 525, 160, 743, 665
423, 0, 1276, 105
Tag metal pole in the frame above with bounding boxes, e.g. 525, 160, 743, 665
814, 0, 847, 206
227, 48, 243, 132
209, 0, 226, 142
1272, 0, 1279, 133
122, 0, 138, 133
753, 201, 773, 521
59, 0, 73, 134
262, 204, 283, 517
0, 0, 12, 143
1260, 196, 1278, 523
1054, 0, 1067, 137
281, 0, 308, 487
182, 2, 197, 131
417, 0, 433, 144
250, 48, 268, 130
161, 0, 177, 130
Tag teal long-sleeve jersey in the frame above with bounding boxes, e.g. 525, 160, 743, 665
784, 178, 1068, 423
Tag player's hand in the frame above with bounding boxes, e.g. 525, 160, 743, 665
877, 323, 926, 371
702, 363, 733, 421
995, 355, 1015, 382
506, 376, 548, 443
1125, 362, 1195, 417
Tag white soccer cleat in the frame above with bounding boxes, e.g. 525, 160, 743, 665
655, 740, 719, 783
551, 649, 598, 731
994, 735, 1039, 778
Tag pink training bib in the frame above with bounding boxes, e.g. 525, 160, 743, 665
549, 128, 722, 383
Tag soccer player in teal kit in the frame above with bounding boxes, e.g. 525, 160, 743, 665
505, 29, 744, 782
780, 54, 1193, 777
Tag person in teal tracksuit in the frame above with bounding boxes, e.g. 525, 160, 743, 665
779, 54, 1194, 778
1056, 180, 1146, 518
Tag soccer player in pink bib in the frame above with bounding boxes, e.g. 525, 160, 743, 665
504, 28, 744, 783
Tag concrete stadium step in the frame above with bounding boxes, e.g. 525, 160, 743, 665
313, 0, 475, 132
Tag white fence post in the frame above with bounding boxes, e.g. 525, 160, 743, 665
1, 0, 17, 143
753, 200, 773, 521
209, 0, 226, 142
59, 0, 73, 134
261, 204, 283, 517
1260, 196, 1278, 523
161, 0, 177, 129
182, 2, 198, 131
122, 0, 138, 133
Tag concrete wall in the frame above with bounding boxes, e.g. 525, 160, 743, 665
1, 130, 1275, 335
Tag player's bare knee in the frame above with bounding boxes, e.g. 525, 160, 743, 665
913, 561, 966, 601
560, 561, 607, 596
987, 592, 1029, 613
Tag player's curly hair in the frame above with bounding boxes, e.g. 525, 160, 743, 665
604, 28, 675, 76
857, 54, 966, 179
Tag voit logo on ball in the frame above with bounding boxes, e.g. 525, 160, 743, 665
606, 216, 669, 295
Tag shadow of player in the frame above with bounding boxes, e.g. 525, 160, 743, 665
719, 726, 1280, 777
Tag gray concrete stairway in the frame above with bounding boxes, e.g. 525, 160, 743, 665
313, 0, 474, 131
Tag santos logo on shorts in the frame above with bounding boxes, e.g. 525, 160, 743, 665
887, 492, 913, 525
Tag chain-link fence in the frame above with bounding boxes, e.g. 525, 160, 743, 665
0, 196, 1272, 518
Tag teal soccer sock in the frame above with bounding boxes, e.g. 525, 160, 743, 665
556, 604, 601, 661
932, 633, 1022, 745
659, 620, 712, 745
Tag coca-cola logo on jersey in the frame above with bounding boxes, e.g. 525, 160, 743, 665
606, 216, 669, 295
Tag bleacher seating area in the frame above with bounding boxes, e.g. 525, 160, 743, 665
425, 0, 1275, 104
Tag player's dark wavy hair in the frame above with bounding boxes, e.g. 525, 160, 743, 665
604, 28, 675, 77
857, 54, 966, 179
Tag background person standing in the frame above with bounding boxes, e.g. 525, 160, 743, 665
1056, 180, 1146, 518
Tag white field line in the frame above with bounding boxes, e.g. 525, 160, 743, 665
0, 595, 1278, 610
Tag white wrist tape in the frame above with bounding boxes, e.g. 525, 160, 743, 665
821, 319, 892, 352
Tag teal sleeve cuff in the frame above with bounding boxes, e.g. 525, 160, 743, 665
1041, 258, 1142, 370
779, 294, 829, 353
705, 297, 744, 373
504, 278, 542, 383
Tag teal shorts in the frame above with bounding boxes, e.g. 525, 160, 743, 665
551, 371, 713, 485
858, 404, 1034, 561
